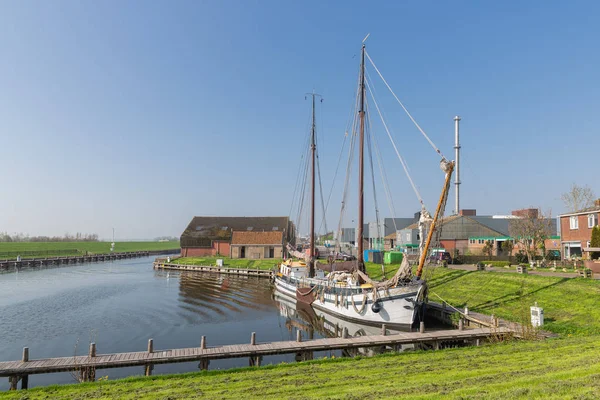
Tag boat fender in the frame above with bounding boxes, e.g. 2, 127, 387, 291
371, 299, 382, 314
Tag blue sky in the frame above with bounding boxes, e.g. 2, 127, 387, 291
0, 1, 598, 239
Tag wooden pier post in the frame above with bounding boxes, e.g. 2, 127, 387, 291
381, 324, 387, 336
250, 332, 256, 346
342, 327, 348, 339
9, 376, 18, 390
420, 321, 425, 334
147, 339, 154, 353
21, 347, 29, 389
144, 365, 153, 376
89, 343, 96, 358
296, 330, 302, 342
199, 359, 209, 371
200, 336, 206, 350
459, 319, 464, 331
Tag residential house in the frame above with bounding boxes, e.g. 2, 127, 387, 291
559, 199, 600, 259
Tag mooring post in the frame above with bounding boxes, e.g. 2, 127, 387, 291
464, 306, 469, 316
144, 365, 153, 376
459, 318, 464, 331
420, 321, 425, 334
21, 347, 29, 389
296, 330, 302, 342
147, 339, 154, 354
342, 327, 348, 339
251, 332, 256, 345
381, 324, 387, 336
199, 359, 209, 370
201, 336, 206, 350
89, 343, 96, 357
490, 314, 496, 328
9, 376, 18, 390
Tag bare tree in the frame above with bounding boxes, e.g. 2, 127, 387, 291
509, 208, 554, 264
561, 184, 596, 212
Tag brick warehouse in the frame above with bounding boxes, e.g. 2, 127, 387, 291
179, 216, 295, 258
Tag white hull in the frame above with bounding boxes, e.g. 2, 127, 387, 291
274, 276, 425, 328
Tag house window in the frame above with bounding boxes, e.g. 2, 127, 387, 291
570, 216, 578, 230
478, 239, 484, 244
406, 233, 411, 241
588, 214, 598, 228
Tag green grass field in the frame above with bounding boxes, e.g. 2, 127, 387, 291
425, 267, 600, 336
0, 241, 180, 259
2, 335, 599, 399
173, 256, 282, 270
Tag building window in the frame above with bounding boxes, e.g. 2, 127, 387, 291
478, 239, 484, 244
588, 214, 598, 228
570, 216, 578, 230
406, 233, 411, 241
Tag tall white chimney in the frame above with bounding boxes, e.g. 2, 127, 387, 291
454, 116, 461, 215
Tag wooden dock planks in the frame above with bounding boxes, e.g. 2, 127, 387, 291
0, 327, 513, 378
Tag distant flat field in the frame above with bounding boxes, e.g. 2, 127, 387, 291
0, 241, 179, 258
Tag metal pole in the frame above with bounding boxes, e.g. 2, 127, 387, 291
454, 116, 461, 215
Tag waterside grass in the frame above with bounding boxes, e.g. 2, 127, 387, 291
1, 335, 599, 399
0, 241, 180, 259
172, 256, 280, 270
425, 267, 600, 336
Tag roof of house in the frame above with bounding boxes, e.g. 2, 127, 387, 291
559, 205, 600, 218
384, 232, 397, 240
180, 216, 291, 246
402, 215, 508, 240
231, 231, 284, 245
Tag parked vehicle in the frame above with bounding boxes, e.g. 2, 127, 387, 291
329, 251, 356, 261
428, 251, 452, 264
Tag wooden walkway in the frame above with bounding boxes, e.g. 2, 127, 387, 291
0, 251, 180, 271
1, 326, 514, 389
154, 262, 274, 278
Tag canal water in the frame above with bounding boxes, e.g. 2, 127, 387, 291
0, 257, 438, 389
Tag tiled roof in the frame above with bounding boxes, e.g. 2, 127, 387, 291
559, 205, 600, 217
231, 231, 284, 245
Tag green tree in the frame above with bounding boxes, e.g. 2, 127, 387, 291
591, 226, 600, 260
502, 240, 514, 262
482, 240, 494, 258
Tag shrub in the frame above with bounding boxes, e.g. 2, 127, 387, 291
591, 226, 600, 260
515, 251, 528, 264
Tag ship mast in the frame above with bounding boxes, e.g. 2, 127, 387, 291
356, 44, 366, 274
309, 91, 317, 278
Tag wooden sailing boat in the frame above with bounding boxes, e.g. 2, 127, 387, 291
274, 42, 454, 328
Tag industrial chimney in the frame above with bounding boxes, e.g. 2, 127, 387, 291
454, 116, 461, 215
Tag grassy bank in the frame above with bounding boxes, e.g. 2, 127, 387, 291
425, 267, 600, 335
0, 241, 179, 259
172, 256, 280, 270
2, 335, 599, 399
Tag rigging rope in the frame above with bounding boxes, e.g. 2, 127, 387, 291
365, 78, 425, 207
365, 102, 383, 250
315, 149, 328, 235
365, 50, 447, 161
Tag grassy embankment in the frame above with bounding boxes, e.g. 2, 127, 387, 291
4, 264, 600, 398
0, 241, 180, 259
171, 256, 280, 270
1, 335, 599, 399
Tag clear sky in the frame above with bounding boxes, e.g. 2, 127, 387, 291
1, 1, 598, 239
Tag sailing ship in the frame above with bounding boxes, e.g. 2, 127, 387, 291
274, 40, 454, 328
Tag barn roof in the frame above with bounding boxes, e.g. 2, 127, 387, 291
180, 216, 290, 247
231, 231, 283, 245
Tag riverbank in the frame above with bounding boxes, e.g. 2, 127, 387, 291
172, 256, 281, 270
2, 335, 599, 399
0, 241, 180, 259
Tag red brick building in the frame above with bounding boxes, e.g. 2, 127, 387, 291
559, 200, 600, 259
180, 216, 294, 258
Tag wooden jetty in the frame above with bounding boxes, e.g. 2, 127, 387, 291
0, 251, 177, 271
1, 326, 515, 390
154, 261, 274, 278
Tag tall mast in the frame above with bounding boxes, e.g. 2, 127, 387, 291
309, 91, 316, 278
357, 44, 366, 274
